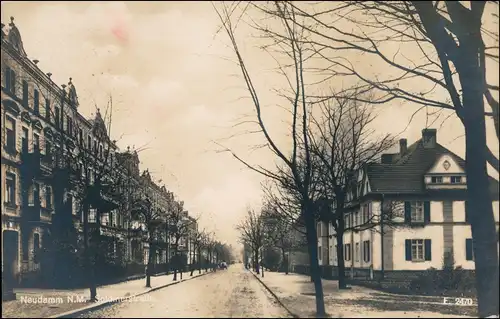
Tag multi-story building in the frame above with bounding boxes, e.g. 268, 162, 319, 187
1, 17, 187, 287
316, 128, 500, 279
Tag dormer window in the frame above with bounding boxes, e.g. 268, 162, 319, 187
431, 176, 442, 183
451, 176, 462, 184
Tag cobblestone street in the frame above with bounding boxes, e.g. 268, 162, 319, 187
76, 265, 289, 318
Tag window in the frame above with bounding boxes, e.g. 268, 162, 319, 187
89, 207, 97, 223
405, 239, 432, 262
55, 107, 60, 128
78, 129, 83, 145
99, 144, 103, 158
22, 80, 29, 106
362, 204, 370, 223
344, 243, 351, 261
33, 133, 40, 153
466, 238, 474, 261
66, 116, 73, 135
411, 239, 424, 261
33, 233, 40, 263
5, 116, 16, 153
5, 173, 16, 205
318, 246, 322, 260
22, 127, 29, 153
67, 194, 74, 215
363, 240, 371, 263
45, 98, 51, 121
4, 66, 17, 93
344, 214, 350, 229
354, 211, 359, 226
87, 135, 92, 149
30, 182, 40, 206
411, 202, 424, 222
431, 176, 443, 183
45, 186, 52, 208
451, 176, 462, 184
45, 140, 52, 157
93, 140, 97, 153
317, 222, 322, 237
355, 242, 360, 262
34, 89, 40, 114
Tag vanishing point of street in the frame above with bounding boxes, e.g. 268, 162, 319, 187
76, 265, 289, 318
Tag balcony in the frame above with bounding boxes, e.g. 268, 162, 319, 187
20, 149, 53, 180
89, 224, 126, 239
22, 200, 51, 223
87, 186, 119, 215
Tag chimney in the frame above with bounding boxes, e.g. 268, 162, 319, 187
399, 138, 407, 155
422, 128, 437, 148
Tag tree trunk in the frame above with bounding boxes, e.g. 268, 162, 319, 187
335, 234, 347, 289
335, 194, 348, 290
173, 250, 178, 281
146, 241, 154, 288
198, 248, 202, 274
254, 249, 260, 274
304, 211, 326, 317
83, 202, 97, 302
280, 247, 287, 274
463, 90, 499, 317
190, 247, 195, 276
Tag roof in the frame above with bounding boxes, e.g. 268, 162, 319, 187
367, 139, 499, 196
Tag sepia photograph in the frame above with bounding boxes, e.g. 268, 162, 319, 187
1, 1, 499, 318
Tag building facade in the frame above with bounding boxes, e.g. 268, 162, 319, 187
316, 128, 500, 278
1, 17, 196, 287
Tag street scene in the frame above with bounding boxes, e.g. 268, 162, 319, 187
1, 1, 499, 318
76, 266, 289, 318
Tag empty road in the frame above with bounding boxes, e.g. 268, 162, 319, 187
76, 265, 290, 318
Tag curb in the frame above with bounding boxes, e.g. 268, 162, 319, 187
249, 271, 299, 318
50, 271, 212, 318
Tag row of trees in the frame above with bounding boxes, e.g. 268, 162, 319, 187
216, 1, 499, 317
3, 68, 228, 302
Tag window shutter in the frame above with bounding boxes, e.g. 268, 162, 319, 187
465, 238, 473, 261
405, 239, 412, 261
424, 239, 432, 261
465, 201, 470, 223
424, 201, 431, 223
404, 201, 411, 223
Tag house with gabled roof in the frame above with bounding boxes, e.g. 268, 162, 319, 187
321, 128, 499, 279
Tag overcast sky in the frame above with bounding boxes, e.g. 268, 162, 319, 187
2, 1, 498, 245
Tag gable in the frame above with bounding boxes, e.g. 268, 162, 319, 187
427, 154, 465, 175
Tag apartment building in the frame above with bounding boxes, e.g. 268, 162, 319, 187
318, 128, 499, 278
1, 17, 179, 286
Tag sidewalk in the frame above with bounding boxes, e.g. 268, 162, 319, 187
2, 270, 209, 318
251, 270, 477, 318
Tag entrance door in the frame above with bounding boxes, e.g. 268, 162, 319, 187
3, 230, 20, 286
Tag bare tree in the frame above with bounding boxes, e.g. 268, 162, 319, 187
236, 208, 265, 274
261, 201, 304, 275
130, 188, 168, 288
309, 89, 395, 288
213, 2, 328, 313
189, 228, 206, 276
277, 2, 499, 315
167, 201, 198, 281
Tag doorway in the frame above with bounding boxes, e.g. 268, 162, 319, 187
3, 230, 20, 286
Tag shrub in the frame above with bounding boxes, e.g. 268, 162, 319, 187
410, 266, 476, 296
